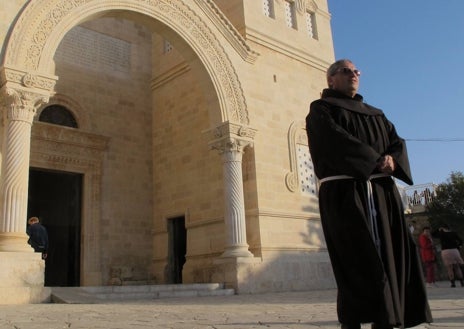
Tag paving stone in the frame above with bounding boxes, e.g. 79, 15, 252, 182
0, 282, 462, 329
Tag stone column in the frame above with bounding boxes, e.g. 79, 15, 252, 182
0, 87, 48, 251
209, 122, 257, 258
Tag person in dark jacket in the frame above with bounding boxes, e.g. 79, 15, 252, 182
306, 59, 432, 329
433, 224, 463, 287
26, 216, 48, 259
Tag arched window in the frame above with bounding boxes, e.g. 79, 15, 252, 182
285, 121, 317, 196
39, 105, 78, 128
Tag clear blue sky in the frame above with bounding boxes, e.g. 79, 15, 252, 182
328, 1, 464, 185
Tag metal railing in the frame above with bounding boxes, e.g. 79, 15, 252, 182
403, 183, 437, 208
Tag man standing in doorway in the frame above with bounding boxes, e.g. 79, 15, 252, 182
26, 216, 48, 260
306, 59, 432, 329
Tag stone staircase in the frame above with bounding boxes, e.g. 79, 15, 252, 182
51, 283, 235, 304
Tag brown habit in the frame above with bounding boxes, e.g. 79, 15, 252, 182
306, 89, 432, 328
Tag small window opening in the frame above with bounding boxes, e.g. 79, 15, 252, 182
263, 0, 275, 18
163, 39, 173, 54
306, 11, 318, 39
39, 105, 78, 128
284, 1, 297, 29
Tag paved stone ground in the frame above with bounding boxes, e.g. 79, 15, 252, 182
0, 281, 462, 329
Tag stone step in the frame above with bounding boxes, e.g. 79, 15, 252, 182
51, 283, 235, 304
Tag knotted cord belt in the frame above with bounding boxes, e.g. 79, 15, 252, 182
319, 173, 390, 254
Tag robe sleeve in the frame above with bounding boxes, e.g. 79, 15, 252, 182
381, 116, 413, 185
306, 100, 381, 180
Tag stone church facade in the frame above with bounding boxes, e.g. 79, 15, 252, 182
0, 0, 335, 303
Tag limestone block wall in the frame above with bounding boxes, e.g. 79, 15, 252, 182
150, 34, 227, 282
0, 1, 26, 47
144, 0, 337, 291
213, 0, 246, 35
208, 0, 336, 291
241, 46, 326, 246
51, 18, 154, 284
0, 0, 338, 292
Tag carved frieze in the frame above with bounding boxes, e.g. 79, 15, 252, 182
296, 0, 318, 13
4, 0, 249, 125
31, 122, 109, 160
211, 121, 257, 140
0, 67, 56, 92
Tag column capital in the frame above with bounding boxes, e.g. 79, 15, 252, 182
207, 121, 257, 154
0, 87, 49, 124
0, 66, 56, 123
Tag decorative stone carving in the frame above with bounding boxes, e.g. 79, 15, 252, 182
296, 0, 318, 13
209, 121, 257, 145
0, 67, 57, 94
285, 120, 317, 195
1, 88, 48, 123
208, 122, 257, 258
3, 0, 250, 125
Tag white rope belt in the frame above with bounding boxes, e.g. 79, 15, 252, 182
319, 173, 390, 254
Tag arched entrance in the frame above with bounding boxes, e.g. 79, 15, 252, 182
2, 0, 250, 125
0, 0, 257, 300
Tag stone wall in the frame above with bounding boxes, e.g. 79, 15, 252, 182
51, 18, 155, 285
0, 0, 337, 294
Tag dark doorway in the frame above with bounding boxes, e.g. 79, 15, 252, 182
27, 168, 82, 287
167, 216, 187, 284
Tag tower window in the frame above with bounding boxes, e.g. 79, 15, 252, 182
39, 105, 78, 128
284, 1, 297, 29
263, 0, 275, 18
297, 144, 317, 195
306, 11, 318, 39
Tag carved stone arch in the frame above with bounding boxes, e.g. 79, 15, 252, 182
36, 93, 89, 130
2, 0, 252, 125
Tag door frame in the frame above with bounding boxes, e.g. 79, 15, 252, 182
28, 168, 83, 286
167, 216, 187, 284
30, 121, 108, 285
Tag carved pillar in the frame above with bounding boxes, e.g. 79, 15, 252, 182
0, 68, 54, 251
209, 122, 257, 258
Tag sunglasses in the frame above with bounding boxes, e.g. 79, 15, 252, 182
333, 67, 361, 77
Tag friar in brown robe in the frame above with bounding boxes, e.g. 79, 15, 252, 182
306, 59, 432, 329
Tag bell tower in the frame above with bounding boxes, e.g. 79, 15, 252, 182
213, 0, 334, 64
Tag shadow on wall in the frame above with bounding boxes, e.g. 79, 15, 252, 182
186, 207, 335, 294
